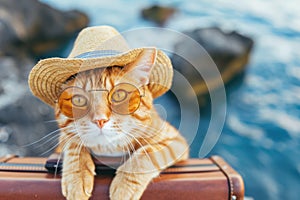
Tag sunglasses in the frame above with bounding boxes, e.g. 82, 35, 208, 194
57, 83, 144, 119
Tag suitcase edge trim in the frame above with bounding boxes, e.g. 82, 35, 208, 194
210, 156, 245, 200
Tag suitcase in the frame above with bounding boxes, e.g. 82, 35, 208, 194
0, 154, 244, 200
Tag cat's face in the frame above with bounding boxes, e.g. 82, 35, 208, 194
55, 49, 159, 155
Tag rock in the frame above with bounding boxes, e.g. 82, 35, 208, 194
141, 5, 176, 26
172, 27, 254, 99
0, 143, 23, 157
0, 55, 58, 156
0, 0, 89, 55
0, 125, 12, 143
0, 20, 18, 56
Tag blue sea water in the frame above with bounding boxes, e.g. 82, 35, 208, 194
41, 0, 300, 199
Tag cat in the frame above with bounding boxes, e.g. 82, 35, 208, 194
54, 48, 189, 200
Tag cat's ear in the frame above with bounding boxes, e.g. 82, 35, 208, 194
123, 48, 157, 86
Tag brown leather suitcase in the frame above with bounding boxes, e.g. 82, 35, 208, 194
0, 154, 244, 200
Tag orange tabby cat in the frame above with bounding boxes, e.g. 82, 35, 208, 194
55, 49, 189, 200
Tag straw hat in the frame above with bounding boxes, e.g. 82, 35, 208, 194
28, 26, 173, 107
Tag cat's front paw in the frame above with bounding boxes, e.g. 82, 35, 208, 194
109, 173, 141, 200
61, 172, 94, 200
110, 171, 155, 200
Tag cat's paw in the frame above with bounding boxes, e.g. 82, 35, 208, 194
109, 173, 141, 200
109, 172, 155, 200
61, 172, 94, 200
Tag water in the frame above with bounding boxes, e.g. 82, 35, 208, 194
41, 0, 300, 199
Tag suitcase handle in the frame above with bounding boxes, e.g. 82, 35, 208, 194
45, 153, 220, 175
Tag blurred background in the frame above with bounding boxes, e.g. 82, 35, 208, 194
0, 0, 299, 199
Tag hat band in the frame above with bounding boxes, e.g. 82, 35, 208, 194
75, 50, 122, 59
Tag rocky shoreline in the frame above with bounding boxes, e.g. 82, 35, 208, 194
172, 27, 253, 105
0, 0, 89, 156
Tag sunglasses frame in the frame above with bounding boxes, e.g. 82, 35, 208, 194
55, 83, 145, 119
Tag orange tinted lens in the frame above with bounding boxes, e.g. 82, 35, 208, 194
58, 87, 90, 119
109, 83, 141, 115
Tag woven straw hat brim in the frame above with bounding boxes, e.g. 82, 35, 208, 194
28, 48, 173, 107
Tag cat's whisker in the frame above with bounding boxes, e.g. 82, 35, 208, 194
123, 132, 152, 166
58, 137, 84, 175
121, 146, 129, 163
44, 118, 68, 124
44, 119, 59, 123
119, 123, 159, 141
131, 120, 165, 133
22, 127, 69, 148
123, 136, 149, 174
51, 135, 75, 178
126, 140, 137, 172
39, 143, 62, 156
40, 132, 77, 156
127, 126, 157, 138
75, 140, 85, 156
120, 137, 134, 172
129, 122, 167, 139
137, 130, 165, 141
74, 142, 84, 166
117, 122, 168, 170
121, 119, 159, 133
122, 135, 135, 154
59, 135, 83, 174
78, 128, 93, 133
118, 125, 167, 155
34, 133, 61, 149
60, 134, 80, 153
54, 152, 63, 178
123, 125, 155, 135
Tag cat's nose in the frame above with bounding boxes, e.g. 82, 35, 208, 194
95, 119, 109, 128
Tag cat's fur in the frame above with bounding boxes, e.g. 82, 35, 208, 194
55, 49, 189, 200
